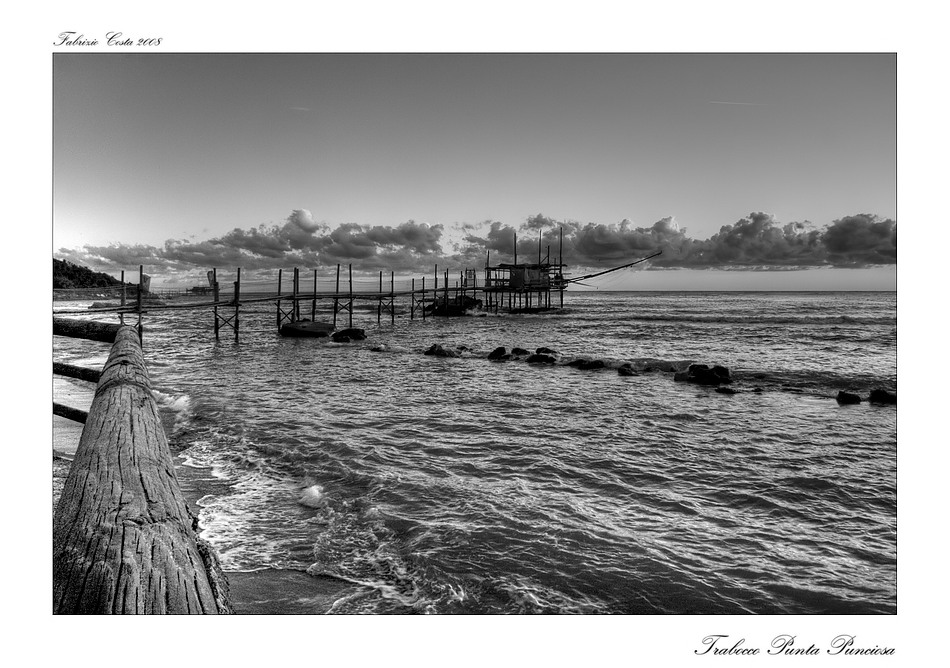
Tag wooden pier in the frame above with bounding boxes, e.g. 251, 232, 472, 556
53, 259, 568, 342
52, 231, 660, 342
52, 322, 231, 614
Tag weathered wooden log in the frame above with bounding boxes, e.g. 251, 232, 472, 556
53, 317, 122, 343
53, 402, 88, 424
53, 362, 102, 384
53, 326, 231, 614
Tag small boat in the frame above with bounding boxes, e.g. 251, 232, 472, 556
278, 320, 335, 338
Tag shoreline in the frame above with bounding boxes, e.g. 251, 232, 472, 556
173, 453, 357, 614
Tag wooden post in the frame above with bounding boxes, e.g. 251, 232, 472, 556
213, 268, 220, 340
276, 268, 283, 329
334, 264, 340, 328
292, 267, 300, 322
559, 226, 564, 309
422, 276, 426, 321
119, 270, 126, 325
53, 362, 101, 384
53, 318, 121, 343
378, 270, 382, 325
312, 269, 317, 321
53, 327, 231, 614
391, 271, 395, 325
137, 265, 144, 344
411, 278, 415, 320
233, 268, 241, 342
53, 402, 89, 424
348, 264, 353, 329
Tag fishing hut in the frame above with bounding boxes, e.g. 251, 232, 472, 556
429, 229, 568, 316
481, 255, 565, 314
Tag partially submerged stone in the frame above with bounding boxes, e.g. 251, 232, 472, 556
674, 363, 732, 386
868, 388, 897, 404
836, 391, 862, 405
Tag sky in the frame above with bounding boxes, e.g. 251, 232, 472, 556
53, 52, 896, 289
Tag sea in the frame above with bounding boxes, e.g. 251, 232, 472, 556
52, 290, 897, 615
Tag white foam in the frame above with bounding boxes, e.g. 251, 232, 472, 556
298, 484, 328, 508
152, 389, 193, 413
152, 389, 195, 432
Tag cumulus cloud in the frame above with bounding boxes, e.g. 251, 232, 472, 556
56, 209, 896, 283
288, 208, 321, 233
822, 214, 897, 266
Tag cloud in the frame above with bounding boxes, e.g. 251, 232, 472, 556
289, 208, 320, 232
821, 214, 897, 266
679, 212, 826, 267
56, 209, 896, 284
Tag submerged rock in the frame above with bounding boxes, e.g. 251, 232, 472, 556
564, 358, 605, 370
868, 388, 897, 404
526, 353, 557, 364
715, 387, 739, 395
279, 320, 334, 338
332, 328, 366, 342
536, 346, 558, 356
836, 391, 862, 405
579, 359, 606, 370
424, 343, 460, 358
487, 346, 509, 361
618, 365, 637, 377
511, 347, 530, 357
674, 364, 732, 386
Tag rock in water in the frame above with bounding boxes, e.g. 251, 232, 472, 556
565, 358, 605, 370
674, 363, 733, 385
332, 328, 366, 342
526, 353, 557, 364
487, 346, 509, 360
424, 343, 460, 358
836, 391, 862, 405
868, 388, 897, 404
279, 320, 334, 338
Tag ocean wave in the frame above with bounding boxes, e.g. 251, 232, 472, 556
306, 503, 430, 613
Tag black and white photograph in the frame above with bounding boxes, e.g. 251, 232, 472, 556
51, 50, 897, 617
17, 1, 938, 664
